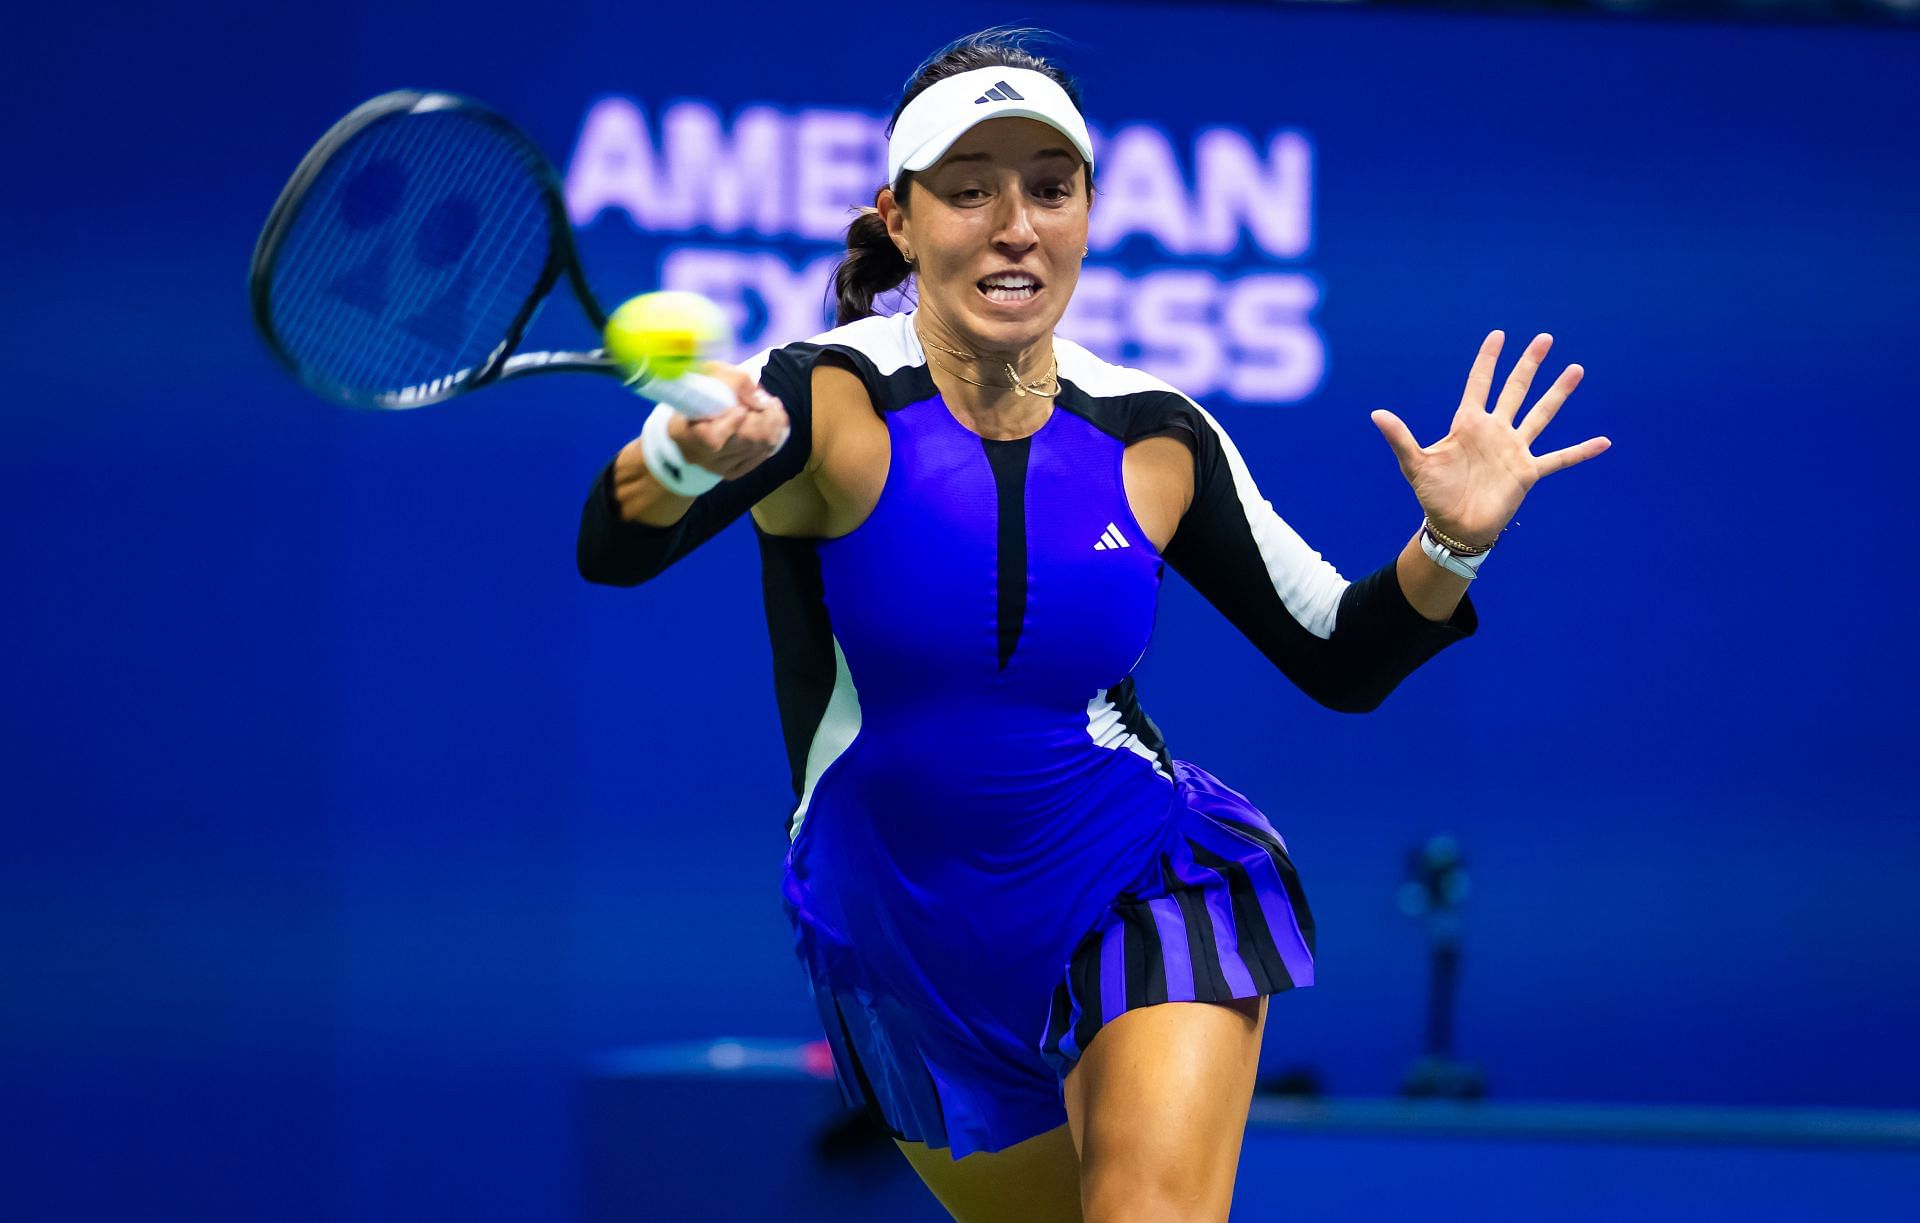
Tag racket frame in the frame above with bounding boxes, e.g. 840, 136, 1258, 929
250, 90, 652, 410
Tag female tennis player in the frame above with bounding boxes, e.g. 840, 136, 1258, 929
578, 28, 1607, 1223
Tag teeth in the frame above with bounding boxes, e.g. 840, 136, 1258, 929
979, 275, 1039, 303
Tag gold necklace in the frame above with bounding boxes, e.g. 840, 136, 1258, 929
925, 345, 1062, 400
918, 331, 1062, 400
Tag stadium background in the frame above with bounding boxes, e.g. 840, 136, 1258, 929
6, 1, 1916, 1219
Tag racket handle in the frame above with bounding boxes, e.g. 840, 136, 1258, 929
630, 370, 737, 420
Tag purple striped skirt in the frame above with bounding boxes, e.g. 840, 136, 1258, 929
1038, 759, 1318, 1078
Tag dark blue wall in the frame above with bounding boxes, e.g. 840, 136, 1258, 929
6, 2, 1916, 1219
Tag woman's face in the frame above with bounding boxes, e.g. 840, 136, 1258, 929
883, 117, 1091, 359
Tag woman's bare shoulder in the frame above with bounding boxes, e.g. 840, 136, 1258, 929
751, 355, 886, 538
806, 355, 874, 464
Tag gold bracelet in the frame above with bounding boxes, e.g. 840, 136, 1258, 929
1423, 517, 1497, 556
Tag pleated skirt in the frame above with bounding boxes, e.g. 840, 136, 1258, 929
1037, 759, 1319, 1077
785, 758, 1317, 1158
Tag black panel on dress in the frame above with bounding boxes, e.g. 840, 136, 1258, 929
979, 435, 1033, 672
755, 530, 838, 815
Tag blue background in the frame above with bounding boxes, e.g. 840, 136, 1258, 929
6, 2, 1916, 1219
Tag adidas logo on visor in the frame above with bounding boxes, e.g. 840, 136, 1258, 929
974, 80, 1027, 104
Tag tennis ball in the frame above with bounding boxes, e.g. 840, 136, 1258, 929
603, 291, 732, 382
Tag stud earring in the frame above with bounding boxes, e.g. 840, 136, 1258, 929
1083, 246, 1090, 257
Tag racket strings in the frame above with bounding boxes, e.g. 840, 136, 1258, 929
268, 110, 555, 402
283, 114, 529, 379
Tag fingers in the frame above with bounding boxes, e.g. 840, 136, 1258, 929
687, 410, 770, 479
670, 364, 790, 479
699, 360, 782, 413
1472, 331, 1590, 451
1450, 329, 1606, 484
1493, 333, 1552, 424
1369, 409, 1423, 475
1535, 433, 1612, 478
699, 360, 758, 403
1458, 330, 1505, 414
712, 395, 791, 478
1517, 363, 1585, 447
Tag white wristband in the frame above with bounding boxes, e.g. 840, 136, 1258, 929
638, 403, 723, 497
1420, 525, 1490, 579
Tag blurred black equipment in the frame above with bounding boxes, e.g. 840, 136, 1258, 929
1255, 1064, 1325, 1099
1397, 834, 1486, 1099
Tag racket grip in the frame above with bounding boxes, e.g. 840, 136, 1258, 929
632, 371, 738, 420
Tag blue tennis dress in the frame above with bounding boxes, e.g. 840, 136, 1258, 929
575, 311, 1478, 1159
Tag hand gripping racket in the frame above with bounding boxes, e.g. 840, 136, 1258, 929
249, 90, 735, 417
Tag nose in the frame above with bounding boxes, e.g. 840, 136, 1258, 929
990, 191, 1038, 254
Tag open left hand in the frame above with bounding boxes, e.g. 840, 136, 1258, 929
1369, 331, 1611, 549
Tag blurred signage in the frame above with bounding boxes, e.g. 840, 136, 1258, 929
565, 97, 1324, 403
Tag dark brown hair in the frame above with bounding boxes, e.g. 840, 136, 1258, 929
832, 28, 1088, 326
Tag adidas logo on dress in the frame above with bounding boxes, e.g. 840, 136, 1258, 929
1092, 522, 1131, 551
974, 81, 1027, 104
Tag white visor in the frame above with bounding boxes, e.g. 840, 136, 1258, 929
886, 66, 1094, 188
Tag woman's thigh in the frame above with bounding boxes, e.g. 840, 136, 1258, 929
894, 1123, 1083, 1223
1062, 996, 1268, 1223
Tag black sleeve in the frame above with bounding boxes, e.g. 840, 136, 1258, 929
576, 345, 817, 587
1158, 397, 1478, 714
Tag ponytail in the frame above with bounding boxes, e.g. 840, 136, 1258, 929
832, 204, 912, 326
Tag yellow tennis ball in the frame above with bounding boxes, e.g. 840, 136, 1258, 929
603, 291, 731, 382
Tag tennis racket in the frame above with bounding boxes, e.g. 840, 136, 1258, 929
249, 89, 735, 417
